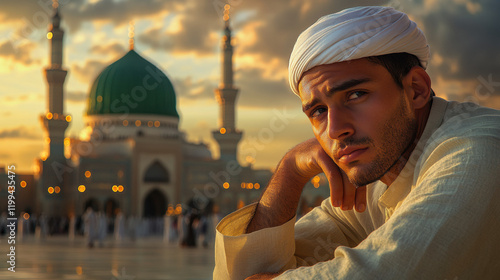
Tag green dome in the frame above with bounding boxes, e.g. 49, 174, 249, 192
86, 50, 179, 118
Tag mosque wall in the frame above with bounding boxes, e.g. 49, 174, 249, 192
132, 137, 183, 217
77, 156, 130, 216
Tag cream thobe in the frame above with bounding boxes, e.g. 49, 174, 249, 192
214, 97, 500, 279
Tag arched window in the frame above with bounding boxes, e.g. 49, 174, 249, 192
144, 161, 169, 183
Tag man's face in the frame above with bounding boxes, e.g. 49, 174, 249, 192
299, 58, 417, 186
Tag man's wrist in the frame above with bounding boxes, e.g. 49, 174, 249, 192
280, 151, 314, 188
246, 154, 308, 233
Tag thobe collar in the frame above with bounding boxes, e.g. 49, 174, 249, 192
378, 97, 449, 219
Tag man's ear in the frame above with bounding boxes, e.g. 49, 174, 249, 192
404, 66, 432, 110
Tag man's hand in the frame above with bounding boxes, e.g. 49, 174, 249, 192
245, 272, 281, 279
289, 138, 367, 212
246, 138, 366, 234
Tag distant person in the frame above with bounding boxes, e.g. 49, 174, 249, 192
83, 207, 98, 248
17, 212, 25, 241
209, 205, 222, 243
182, 211, 198, 248
114, 210, 125, 242
163, 213, 172, 244
178, 212, 185, 246
97, 211, 107, 247
127, 215, 138, 242
35, 213, 48, 240
68, 213, 76, 241
213, 6, 500, 279
197, 215, 209, 248
171, 215, 179, 243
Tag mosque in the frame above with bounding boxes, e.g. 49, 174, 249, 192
2, 3, 276, 221
0, 3, 328, 225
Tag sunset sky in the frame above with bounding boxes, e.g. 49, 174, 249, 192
1, 0, 499, 174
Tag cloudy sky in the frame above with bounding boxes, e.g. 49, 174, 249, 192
0, 0, 499, 173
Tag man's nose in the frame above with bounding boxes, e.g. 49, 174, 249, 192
327, 107, 354, 140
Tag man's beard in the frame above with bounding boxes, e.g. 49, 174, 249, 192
338, 95, 417, 187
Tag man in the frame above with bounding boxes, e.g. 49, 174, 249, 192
214, 6, 500, 279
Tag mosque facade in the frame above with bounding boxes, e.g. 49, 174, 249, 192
0, 4, 329, 224
4, 4, 272, 220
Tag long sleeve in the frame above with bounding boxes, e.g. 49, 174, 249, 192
213, 203, 296, 280
213, 183, 387, 280
213, 98, 500, 279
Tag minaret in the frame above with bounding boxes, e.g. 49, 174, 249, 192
40, 0, 70, 160
212, 5, 243, 163
36, 0, 71, 217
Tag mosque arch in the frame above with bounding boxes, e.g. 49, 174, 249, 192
84, 198, 100, 212
143, 189, 168, 218
144, 161, 169, 183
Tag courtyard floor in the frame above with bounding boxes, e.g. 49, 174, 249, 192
0, 235, 215, 280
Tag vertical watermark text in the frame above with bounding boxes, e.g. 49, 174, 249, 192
6, 165, 17, 272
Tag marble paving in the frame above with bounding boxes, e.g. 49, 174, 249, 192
0, 235, 215, 280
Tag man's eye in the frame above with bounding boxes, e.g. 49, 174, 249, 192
310, 107, 326, 118
347, 91, 366, 101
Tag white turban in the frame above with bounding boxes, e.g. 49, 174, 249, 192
289, 6, 430, 96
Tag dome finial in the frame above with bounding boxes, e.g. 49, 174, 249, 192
128, 20, 135, 50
